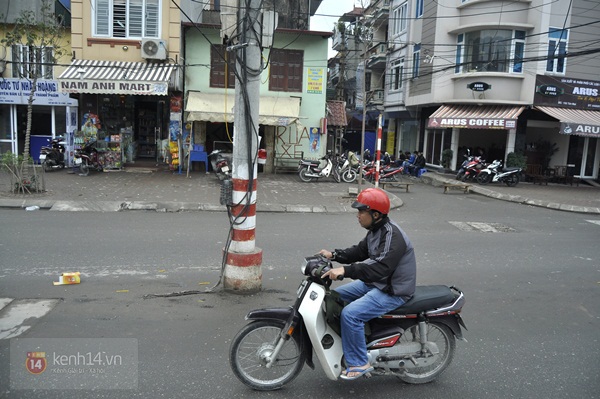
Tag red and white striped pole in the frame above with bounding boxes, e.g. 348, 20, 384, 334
374, 113, 383, 188
223, 0, 262, 293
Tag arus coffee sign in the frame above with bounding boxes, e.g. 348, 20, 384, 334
534, 75, 600, 109
427, 117, 517, 130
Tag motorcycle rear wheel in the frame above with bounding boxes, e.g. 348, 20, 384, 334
298, 168, 314, 182
42, 161, 52, 172
79, 161, 90, 176
505, 174, 519, 187
230, 320, 305, 391
396, 322, 455, 384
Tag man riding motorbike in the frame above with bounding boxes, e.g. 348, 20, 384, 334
319, 188, 417, 380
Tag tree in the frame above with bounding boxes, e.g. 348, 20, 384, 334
1, 0, 69, 158
0, 0, 68, 194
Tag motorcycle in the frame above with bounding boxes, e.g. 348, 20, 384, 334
39, 136, 66, 171
230, 255, 466, 391
298, 152, 340, 183
74, 141, 103, 176
208, 149, 231, 181
364, 163, 405, 185
335, 151, 358, 183
459, 156, 485, 182
477, 159, 522, 187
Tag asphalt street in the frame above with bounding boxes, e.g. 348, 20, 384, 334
0, 180, 599, 398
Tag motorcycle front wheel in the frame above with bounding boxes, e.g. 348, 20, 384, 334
505, 174, 519, 187
396, 321, 455, 384
230, 320, 305, 391
477, 173, 492, 185
341, 168, 357, 183
298, 168, 314, 182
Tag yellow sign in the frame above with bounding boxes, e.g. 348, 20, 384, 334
307, 68, 323, 94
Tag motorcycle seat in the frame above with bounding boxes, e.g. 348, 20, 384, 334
387, 285, 455, 315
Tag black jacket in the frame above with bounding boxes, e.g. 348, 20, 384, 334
334, 216, 416, 300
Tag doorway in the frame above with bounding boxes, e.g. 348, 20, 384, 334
567, 135, 599, 179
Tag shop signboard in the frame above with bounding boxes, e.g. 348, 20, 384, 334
59, 79, 168, 96
427, 117, 517, 130
0, 78, 77, 106
534, 75, 600, 110
561, 122, 600, 137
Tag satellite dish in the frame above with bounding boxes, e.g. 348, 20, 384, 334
143, 40, 158, 56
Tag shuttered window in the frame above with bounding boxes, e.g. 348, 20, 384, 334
93, 0, 160, 38
269, 49, 303, 92
210, 45, 236, 89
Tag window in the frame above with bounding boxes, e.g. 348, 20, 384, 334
210, 45, 236, 89
415, 0, 424, 18
269, 49, 303, 92
546, 28, 568, 74
392, 3, 408, 36
390, 58, 404, 91
11, 45, 54, 79
94, 0, 160, 39
412, 44, 420, 78
455, 29, 525, 73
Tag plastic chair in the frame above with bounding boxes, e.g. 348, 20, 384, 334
189, 145, 209, 172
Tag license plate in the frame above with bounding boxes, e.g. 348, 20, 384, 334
222, 166, 230, 173
75, 158, 82, 165
39, 154, 46, 160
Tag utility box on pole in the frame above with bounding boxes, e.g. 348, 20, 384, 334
223, 0, 263, 294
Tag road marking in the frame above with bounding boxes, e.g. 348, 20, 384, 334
449, 221, 516, 233
0, 298, 61, 340
586, 220, 600, 226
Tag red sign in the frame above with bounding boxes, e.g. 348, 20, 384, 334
26, 352, 47, 375
427, 117, 517, 130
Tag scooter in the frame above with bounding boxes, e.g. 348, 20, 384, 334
364, 163, 405, 184
208, 149, 231, 181
74, 141, 103, 176
477, 160, 522, 187
39, 137, 66, 171
298, 152, 340, 182
336, 151, 358, 183
460, 156, 485, 182
230, 255, 466, 391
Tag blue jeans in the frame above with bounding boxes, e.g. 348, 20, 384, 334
335, 280, 406, 367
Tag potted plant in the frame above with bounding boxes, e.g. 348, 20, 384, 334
441, 149, 453, 172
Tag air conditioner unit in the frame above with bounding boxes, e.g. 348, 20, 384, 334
141, 38, 167, 60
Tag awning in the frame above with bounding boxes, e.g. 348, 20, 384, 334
58, 59, 176, 96
427, 104, 525, 130
326, 100, 347, 126
185, 92, 301, 126
535, 106, 600, 137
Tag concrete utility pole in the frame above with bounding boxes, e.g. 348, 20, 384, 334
223, 0, 262, 293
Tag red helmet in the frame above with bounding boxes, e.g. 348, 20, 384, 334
352, 188, 390, 215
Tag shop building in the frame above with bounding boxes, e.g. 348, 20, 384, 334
58, 0, 183, 166
183, 12, 330, 173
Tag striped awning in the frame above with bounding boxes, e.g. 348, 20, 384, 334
58, 59, 176, 96
427, 104, 525, 130
535, 106, 600, 137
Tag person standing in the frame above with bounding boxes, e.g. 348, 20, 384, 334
320, 188, 417, 380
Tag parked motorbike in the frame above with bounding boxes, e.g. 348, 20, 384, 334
230, 255, 466, 391
364, 163, 405, 185
335, 151, 358, 183
298, 152, 340, 182
208, 149, 231, 181
460, 156, 485, 182
477, 160, 522, 187
39, 136, 66, 171
74, 141, 103, 176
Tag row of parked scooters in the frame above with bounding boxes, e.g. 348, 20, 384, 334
39, 137, 104, 176
456, 153, 522, 187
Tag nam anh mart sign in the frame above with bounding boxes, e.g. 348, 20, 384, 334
0, 78, 77, 106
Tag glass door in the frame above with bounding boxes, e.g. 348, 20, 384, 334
568, 136, 599, 179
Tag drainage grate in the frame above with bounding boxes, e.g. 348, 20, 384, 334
449, 221, 516, 233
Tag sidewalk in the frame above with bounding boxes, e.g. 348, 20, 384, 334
0, 165, 599, 214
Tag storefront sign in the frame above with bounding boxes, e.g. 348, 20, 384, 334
534, 75, 600, 109
59, 79, 168, 96
427, 117, 517, 129
307, 68, 324, 94
0, 78, 77, 106
561, 122, 600, 137
467, 82, 491, 92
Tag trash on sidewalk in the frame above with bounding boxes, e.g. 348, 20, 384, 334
53, 272, 81, 285
25, 206, 40, 211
